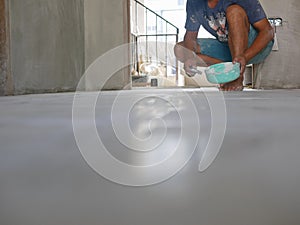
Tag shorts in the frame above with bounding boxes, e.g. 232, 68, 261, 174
197, 25, 274, 64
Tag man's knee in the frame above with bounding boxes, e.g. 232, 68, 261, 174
174, 41, 184, 52
174, 41, 185, 61
226, 4, 250, 30
226, 4, 248, 23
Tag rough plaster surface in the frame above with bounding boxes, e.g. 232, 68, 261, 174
0, 89, 300, 225
0, 0, 13, 95
84, 0, 130, 90
256, 0, 300, 89
6, 0, 130, 94
0, 0, 6, 95
10, 0, 85, 95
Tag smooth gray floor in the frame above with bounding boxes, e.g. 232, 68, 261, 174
1, 89, 300, 225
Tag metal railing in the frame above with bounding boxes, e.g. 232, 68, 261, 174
131, 0, 179, 82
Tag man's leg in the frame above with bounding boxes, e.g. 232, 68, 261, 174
220, 4, 250, 91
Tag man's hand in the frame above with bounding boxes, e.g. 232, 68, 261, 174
233, 54, 247, 76
180, 31, 201, 76
184, 53, 198, 77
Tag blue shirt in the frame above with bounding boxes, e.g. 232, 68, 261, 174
185, 0, 267, 42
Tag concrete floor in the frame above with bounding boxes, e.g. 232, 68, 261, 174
1, 89, 300, 225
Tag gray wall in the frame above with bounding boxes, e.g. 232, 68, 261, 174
255, 0, 300, 89
84, 0, 130, 90
2, 0, 130, 95
0, 0, 13, 95
10, 0, 85, 95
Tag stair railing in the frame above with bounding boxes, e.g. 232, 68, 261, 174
131, 0, 179, 83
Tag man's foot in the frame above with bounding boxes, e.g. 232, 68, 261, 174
219, 76, 244, 91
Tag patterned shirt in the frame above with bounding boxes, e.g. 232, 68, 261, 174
185, 0, 267, 42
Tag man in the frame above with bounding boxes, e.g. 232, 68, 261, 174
174, 0, 274, 91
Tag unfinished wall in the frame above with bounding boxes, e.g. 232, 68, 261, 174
9, 0, 85, 95
84, 0, 130, 90
255, 0, 300, 89
0, 0, 13, 95
1, 0, 130, 95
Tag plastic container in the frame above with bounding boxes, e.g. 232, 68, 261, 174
205, 62, 240, 84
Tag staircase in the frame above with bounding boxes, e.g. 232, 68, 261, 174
131, 0, 179, 87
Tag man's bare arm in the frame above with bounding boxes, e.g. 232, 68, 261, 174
244, 18, 274, 62
183, 31, 201, 55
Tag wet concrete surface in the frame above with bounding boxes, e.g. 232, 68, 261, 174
1, 89, 300, 225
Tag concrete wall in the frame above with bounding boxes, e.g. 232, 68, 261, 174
84, 0, 130, 90
255, 0, 300, 89
9, 0, 85, 95
0, 0, 130, 95
0, 0, 13, 95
